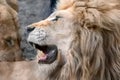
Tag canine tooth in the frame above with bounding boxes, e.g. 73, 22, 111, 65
33, 44, 36, 49
37, 50, 46, 60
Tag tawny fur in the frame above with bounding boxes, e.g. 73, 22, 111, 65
6, 0, 18, 11
0, 0, 23, 61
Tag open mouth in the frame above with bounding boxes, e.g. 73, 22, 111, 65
30, 43, 58, 64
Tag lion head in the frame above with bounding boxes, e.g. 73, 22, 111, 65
27, 0, 120, 80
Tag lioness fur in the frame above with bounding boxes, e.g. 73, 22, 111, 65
0, 0, 22, 61
6, 0, 18, 11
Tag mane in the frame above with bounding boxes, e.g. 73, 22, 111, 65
49, 0, 120, 80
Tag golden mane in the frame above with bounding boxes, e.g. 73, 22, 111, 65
49, 0, 120, 80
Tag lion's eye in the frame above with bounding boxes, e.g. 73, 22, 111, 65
5, 37, 15, 47
52, 16, 61, 21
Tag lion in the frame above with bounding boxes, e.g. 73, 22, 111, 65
0, 0, 23, 61
0, 0, 120, 80
27, 0, 120, 80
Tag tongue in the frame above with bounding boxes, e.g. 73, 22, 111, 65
39, 55, 47, 61
37, 50, 47, 61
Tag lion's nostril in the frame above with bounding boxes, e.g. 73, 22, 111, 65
27, 27, 35, 33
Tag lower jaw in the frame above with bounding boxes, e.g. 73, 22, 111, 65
37, 50, 58, 64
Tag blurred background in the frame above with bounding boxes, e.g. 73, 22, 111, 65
18, 0, 57, 60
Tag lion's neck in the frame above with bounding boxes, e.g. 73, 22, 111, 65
49, 29, 104, 80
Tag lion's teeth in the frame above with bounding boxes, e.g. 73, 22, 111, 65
37, 50, 44, 57
37, 50, 47, 60
33, 44, 35, 49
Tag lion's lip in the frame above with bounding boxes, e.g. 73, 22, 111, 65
30, 43, 58, 64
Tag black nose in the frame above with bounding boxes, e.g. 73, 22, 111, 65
27, 26, 35, 33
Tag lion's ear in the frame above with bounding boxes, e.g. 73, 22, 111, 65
57, 0, 74, 10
